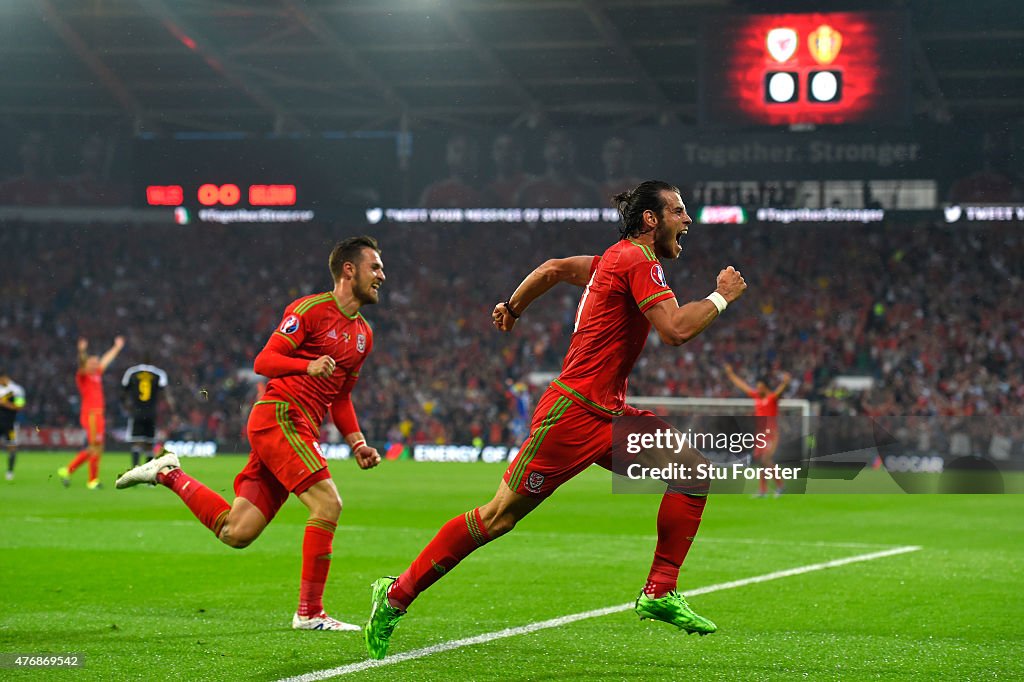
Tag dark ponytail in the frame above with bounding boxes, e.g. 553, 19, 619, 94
613, 180, 680, 239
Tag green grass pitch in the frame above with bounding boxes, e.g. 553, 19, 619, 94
1, 452, 1022, 680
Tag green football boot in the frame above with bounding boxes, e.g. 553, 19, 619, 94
635, 590, 718, 635
365, 576, 406, 659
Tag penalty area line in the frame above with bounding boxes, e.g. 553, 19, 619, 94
277, 544, 921, 682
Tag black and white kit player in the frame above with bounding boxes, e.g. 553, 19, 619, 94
0, 371, 26, 481
121, 363, 169, 468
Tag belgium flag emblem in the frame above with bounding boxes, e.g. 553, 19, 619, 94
808, 25, 842, 65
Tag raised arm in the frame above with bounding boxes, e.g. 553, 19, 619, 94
99, 336, 125, 371
77, 338, 88, 370
723, 363, 756, 396
770, 372, 792, 399
644, 266, 747, 346
492, 255, 597, 332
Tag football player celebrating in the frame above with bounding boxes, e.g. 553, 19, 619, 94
117, 236, 384, 631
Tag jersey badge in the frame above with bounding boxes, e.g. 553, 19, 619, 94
327, 329, 338, 339
280, 314, 300, 334
650, 263, 667, 288
525, 471, 545, 494
356, 334, 367, 353
342, 332, 351, 344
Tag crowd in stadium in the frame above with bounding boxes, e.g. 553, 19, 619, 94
2, 217, 1021, 452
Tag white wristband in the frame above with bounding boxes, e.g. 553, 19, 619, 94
350, 439, 366, 452
705, 291, 728, 314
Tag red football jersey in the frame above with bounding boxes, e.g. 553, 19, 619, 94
750, 392, 780, 417
260, 292, 373, 428
553, 239, 675, 417
76, 369, 104, 414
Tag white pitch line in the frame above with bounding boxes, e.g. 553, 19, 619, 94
14, 518, 906, 550
277, 544, 921, 682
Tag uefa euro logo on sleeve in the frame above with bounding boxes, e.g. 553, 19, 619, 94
651, 264, 667, 288
280, 314, 300, 334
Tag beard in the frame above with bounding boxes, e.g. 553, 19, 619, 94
354, 275, 379, 305
654, 226, 682, 259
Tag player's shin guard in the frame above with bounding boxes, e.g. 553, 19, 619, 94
298, 518, 337, 617
644, 492, 706, 598
157, 468, 231, 536
389, 507, 491, 610
67, 450, 90, 474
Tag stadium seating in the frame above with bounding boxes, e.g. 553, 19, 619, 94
2, 219, 1021, 449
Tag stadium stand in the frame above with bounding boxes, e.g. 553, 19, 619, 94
3, 218, 1021, 452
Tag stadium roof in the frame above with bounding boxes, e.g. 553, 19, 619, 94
4, 0, 1023, 132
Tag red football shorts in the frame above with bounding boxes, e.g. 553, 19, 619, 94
503, 387, 654, 498
754, 417, 779, 459
235, 400, 331, 522
80, 408, 105, 446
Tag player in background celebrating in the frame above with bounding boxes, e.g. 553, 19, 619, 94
60, 336, 124, 489
121, 360, 170, 469
116, 236, 385, 631
724, 364, 791, 498
366, 181, 747, 659
0, 370, 26, 481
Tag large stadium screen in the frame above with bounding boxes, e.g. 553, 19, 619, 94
700, 12, 911, 128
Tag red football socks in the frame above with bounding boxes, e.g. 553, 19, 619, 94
87, 454, 100, 482
67, 450, 90, 473
157, 468, 231, 536
298, 518, 337, 617
644, 492, 706, 598
388, 508, 491, 610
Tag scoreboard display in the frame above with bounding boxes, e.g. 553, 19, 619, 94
146, 182, 297, 207
700, 12, 911, 128
132, 136, 401, 218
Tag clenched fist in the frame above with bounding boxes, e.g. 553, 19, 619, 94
492, 302, 518, 332
306, 355, 336, 378
353, 443, 381, 470
716, 266, 747, 304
